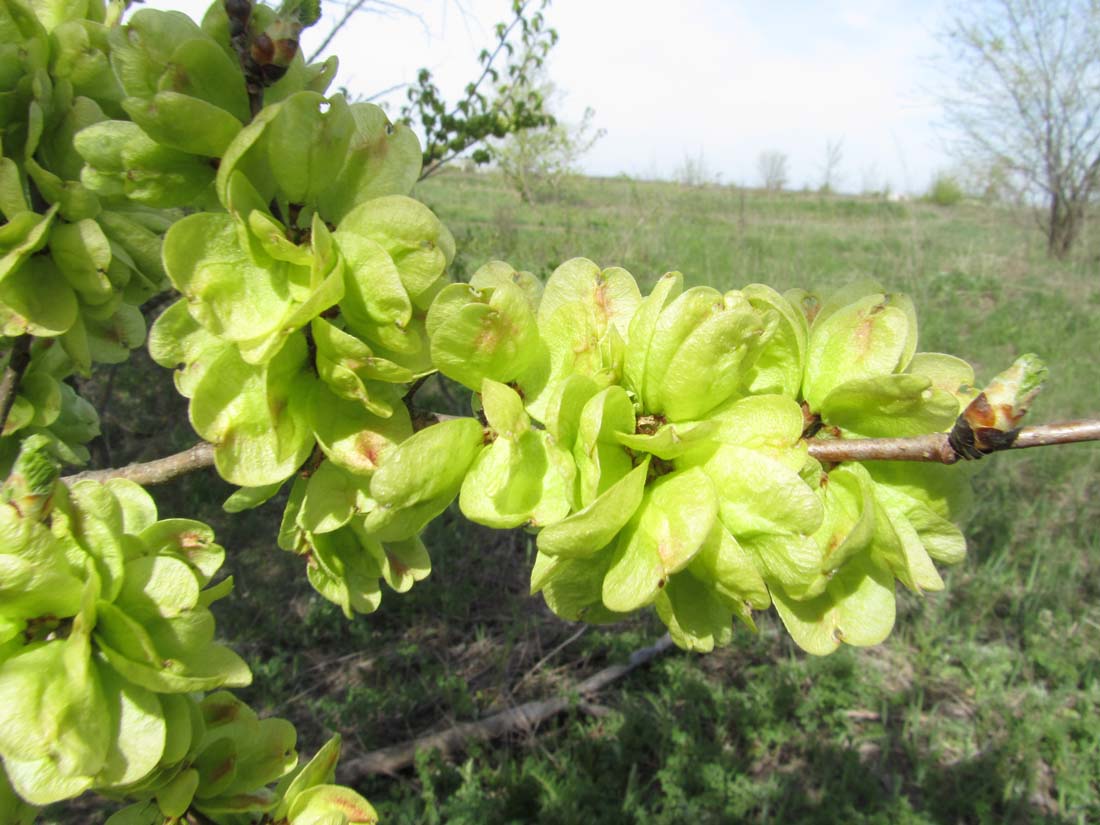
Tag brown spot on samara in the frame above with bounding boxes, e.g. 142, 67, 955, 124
473, 315, 500, 351
203, 700, 242, 725
386, 552, 409, 577
355, 431, 386, 468
179, 531, 206, 549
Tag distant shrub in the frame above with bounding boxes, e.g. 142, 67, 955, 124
674, 150, 721, 187
927, 173, 965, 206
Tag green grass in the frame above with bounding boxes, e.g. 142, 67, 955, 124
47, 172, 1100, 824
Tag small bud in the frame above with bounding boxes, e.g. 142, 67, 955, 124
1, 434, 60, 521
950, 354, 1047, 458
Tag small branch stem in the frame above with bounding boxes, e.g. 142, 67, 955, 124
55, 419, 1100, 490
62, 442, 216, 487
0, 335, 32, 435
806, 419, 1100, 464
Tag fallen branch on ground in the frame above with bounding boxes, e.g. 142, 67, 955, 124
339, 634, 675, 778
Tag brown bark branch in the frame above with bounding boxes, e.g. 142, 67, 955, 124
54, 419, 1100, 489
806, 419, 1100, 464
0, 335, 32, 435
62, 442, 216, 487
340, 634, 675, 778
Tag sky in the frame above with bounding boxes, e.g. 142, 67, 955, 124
159, 0, 956, 195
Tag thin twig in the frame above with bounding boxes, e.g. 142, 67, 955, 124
307, 0, 368, 62
806, 419, 1100, 464
52, 419, 1100, 489
62, 442, 216, 487
340, 634, 674, 778
308, 0, 427, 63
511, 625, 588, 695
0, 335, 32, 435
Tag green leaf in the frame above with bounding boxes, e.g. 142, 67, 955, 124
163, 211, 294, 349
907, 351, 976, 406
868, 486, 945, 593
310, 382, 412, 476
161, 36, 250, 121
741, 283, 807, 397
0, 763, 37, 824
468, 260, 542, 308
803, 292, 912, 411
704, 393, 805, 459
266, 92, 353, 204
104, 803, 161, 825
108, 9, 205, 98
771, 551, 896, 656
288, 784, 378, 825
689, 521, 770, 612
428, 281, 540, 390
480, 378, 528, 439
155, 768, 199, 818
97, 637, 251, 693
812, 464, 876, 574
337, 195, 448, 309
703, 443, 822, 534
531, 550, 623, 624
47, 218, 113, 306
306, 527, 383, 617
863, 460, 974, 522
602, 468, 717, 612
223, 481, 284, 513
122, 91, 242, 156
655, 572, 734, 652
652, 291, 769, 420
0, 208, 57, 286
820, 374, 958, 437
459, 430, 570, 529
0, 158, 29, 220
639, 285, 723, 412
573, 386, 634, 507
104, 478, 158, 534
537, 459, 648, 558
0, 255, 78, 337
334, 231, 413, 346
537, 258, 640, 340
298, 460, 364, 534
369, 417, 484, 509
540, 372, 599, 449
273, 735, 341, 820
75, 120, 216, 208
93, 661, 166, 788
116, 555, 201, 618
0, 506, 83, 623
137, 519, 224, 585
189, 334, 316, 487
316, 103, 422, 224
312, 319, 415, 409
0, 627, 109, 802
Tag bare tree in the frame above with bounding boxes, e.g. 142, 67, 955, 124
757, 150, 789, 191
938, 0, 1100, 257
819, 138, 844, 193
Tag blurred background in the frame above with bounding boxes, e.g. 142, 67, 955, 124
53, 1, 1100, 822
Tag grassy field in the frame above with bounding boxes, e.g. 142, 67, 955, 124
48, 172, 1100, 824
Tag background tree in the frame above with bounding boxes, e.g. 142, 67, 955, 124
818, 138, 844, 194
400, 0, 559, 180
494, 75, 604, 203
938, 0, 1100, 257
757, 150, 789, 191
